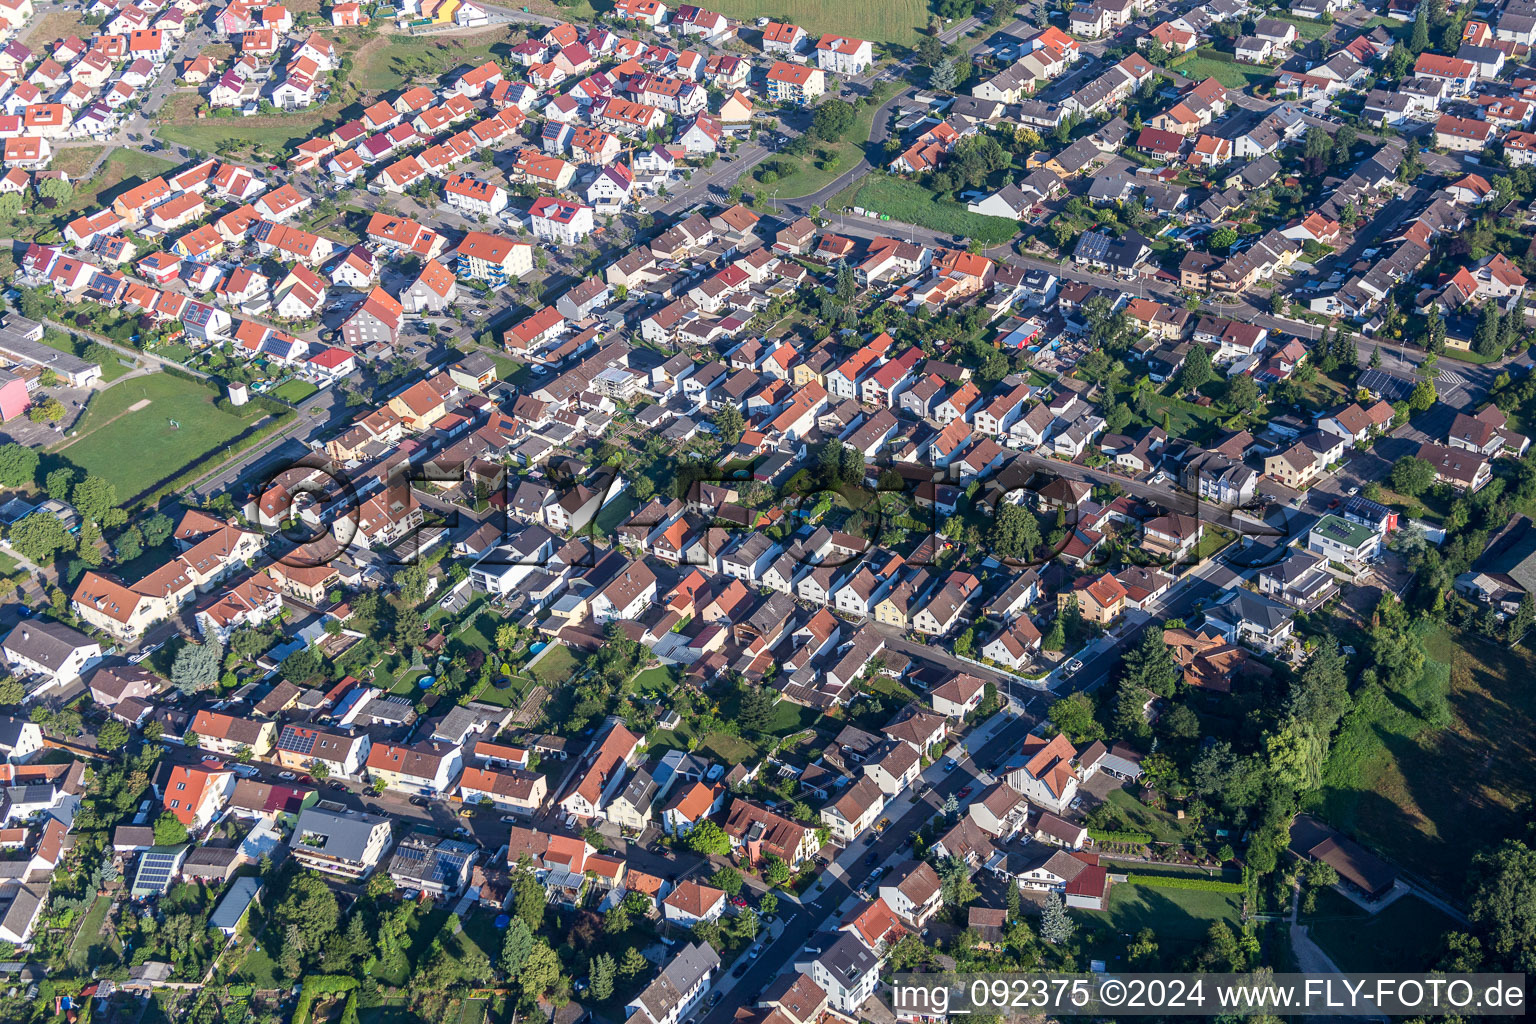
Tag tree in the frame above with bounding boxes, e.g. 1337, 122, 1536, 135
1178, 343, 1215, 392
396, 562, 431, 605
737, 683, 775, 735
685, 820, 732, 856
0, 443, 37, 488
1425, 303, 1446, 355
619, 946, 649, 980
1121, 627, 1178, 698
9, 512, 73, 564
1390, 455, 1436, 497
0, 677, 22, 705
1210, 226, 1239, 253
172, 641, 222, 695
1469, 839, 1536, 971
44, 467, 74, 501
499, 918, 534, 977
1474, 302, 1504, 358
511, 858, 546, 932
589, 952, 616, 1000
1043, 615, 1066, 652
97, 719, 129, 752
810, 98, 857, 142
711, 866, 744, 897
761, 854, 792, 886
1039, 893, 1073, 944
1049, 691, 1103, 743
1410, 0, 1430, 51
930, 57, 959, 92
1409, 379, 1437, 413
760, 892, 779, 916
1508, 593, 1535, 646
714, 404, 745, 446
141, 512, 174, 548
72, 475, 124, 528
939, 855, 978, 906
115, 527, 142, 563
1127, 927, 1159, 966
989, 501, 1041, 561
1076, 348, 1112, 384
153, 812, 189, 845
1224, 374, 1261, 416
520, 940, 562, 1001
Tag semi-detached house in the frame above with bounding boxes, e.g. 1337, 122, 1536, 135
366, 740, 463, 796
558, 720, 641, 820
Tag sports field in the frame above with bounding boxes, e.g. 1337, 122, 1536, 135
53, 375, 256, 501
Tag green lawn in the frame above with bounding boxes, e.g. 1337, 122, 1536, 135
712, 0, 927, 45
271, 379, 319, 404
1440, 346, 1501, 364
1276, 15, 1333, 40
68, 893, 114, 966
1079, 880, 1243, 953
156, 114, 327, 158
760, 95, 883, 202
631, 665, 677, 695
837, 175, 1019, 246
1304, 892, 1454, 972
358, 25, 529, 92
1169, 50, 1276, 90
528, 643, 581, 686
54, 373, 263, 502
1312, 629, 1536, 896
39, 330, 133, 383
1102, 787, 1191, 844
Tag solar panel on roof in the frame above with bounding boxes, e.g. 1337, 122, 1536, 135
281, 726, 317, 756
1357, 369, 1415, 401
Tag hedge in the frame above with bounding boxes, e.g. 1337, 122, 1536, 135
293, 975, 360, 1024
1089, 829, 1153, 844
1126, 873, 1244, 893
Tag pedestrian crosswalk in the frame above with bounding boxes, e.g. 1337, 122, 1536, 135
1436, 369, 1469, 387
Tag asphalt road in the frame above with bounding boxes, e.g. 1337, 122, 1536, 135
695, 704, 1041, 1022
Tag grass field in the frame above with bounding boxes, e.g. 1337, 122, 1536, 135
358, 25, 529, 92
763, 95, 883, 201
1080, 880, 1243, 958
1103, 787, 1191, 843
1169, 50, 1276, 90
1304, 891, 1455, 972
1276, 15, 1333, 40
838, 175, 1019, 246
50, 145, 108, 180
157, 112, 329, 158
54, 374, 259, 502
714, 0, 928, 45
25, 9, 96, 45
271, 379, 319, 403
1311, 628, 1531, 897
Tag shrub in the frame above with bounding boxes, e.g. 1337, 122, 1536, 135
1088, 828, 1153, 844
1125, 873, 1244, 893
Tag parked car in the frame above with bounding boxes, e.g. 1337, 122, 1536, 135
277, 771, 296, 781
409, 795, 429, 807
